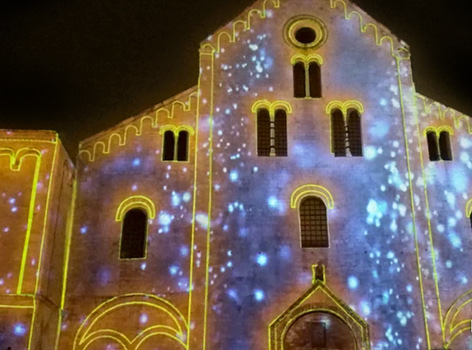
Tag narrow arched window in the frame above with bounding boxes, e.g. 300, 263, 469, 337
293, 62, 306, 98
120, 208, 147, 259
274, 109, 288, 156
257, 108, 271, 156
439, 131, 453, 161
308, 62, 322, 98
163, 131, 175, 161
347, 109, 362, 156
426, 131, 439, 161
177, 130, 189, 161
300, 197, 328, 248
331, 109, 346, 157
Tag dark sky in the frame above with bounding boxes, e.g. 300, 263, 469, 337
1, 0, 471, 157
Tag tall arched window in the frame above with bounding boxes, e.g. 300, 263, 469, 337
426, 131, 439, 161
308, 62, 322, 98
274, 109, 288, 156
163, 131, 175, 161
439, 131, 453, 161
293, 62, 306, 98
293, 60, 322, 98
299, 196, 328, 248
331, 109, 346, 157
256, 107, 288, 157
177, 130, 189, 161
257, 108, 271, 156
347, 109, 362, 157
120, 208, 147, 259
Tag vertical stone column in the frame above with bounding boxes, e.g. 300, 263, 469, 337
395, 47, 443, 349
187, 44, 216, 350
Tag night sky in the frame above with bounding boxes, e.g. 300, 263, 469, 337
1, 0, 471, 158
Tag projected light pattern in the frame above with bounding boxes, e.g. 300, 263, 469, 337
2, 0, 472, 349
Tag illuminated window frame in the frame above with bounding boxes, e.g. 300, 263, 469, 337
116, 196, 156, 261
159, 125, 195, 163
423, 126, 454, 162
291, 54, 323, 99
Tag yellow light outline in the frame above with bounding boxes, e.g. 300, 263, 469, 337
73, 293, 188, 350
78, 90, 198, 162
290, 54, 324, 66
325, 100, 364, 116
115, 195, 156, 222
251, 100, 293, 116
159, 125, 195, 163
423, 125, 455, 137
290, 184, 334, 210
466, 199, 472, 218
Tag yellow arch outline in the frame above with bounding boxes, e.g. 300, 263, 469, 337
466, 199, 472, 218
423, 125, 455, 137
251, 100, 293, 116
291, 54, 324, 66
115, 196, 156, 222
326, 100, 364, 116
159, 125, 195, 136
290, 185, 335, 210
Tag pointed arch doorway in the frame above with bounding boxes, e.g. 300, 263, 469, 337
284, 310, 357, 350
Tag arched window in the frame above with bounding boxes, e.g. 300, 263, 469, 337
293, 62, 306, 98
274, 109, 288, 156
439, 131, 453, 161
293, 60, 322, 98
299, 196, 328, 248
347, 109, 362, 157
120, 208, 147, 259
257, 108, 271, 156
426, 131, 439, 161
308, 62, 322, 98
177, 130, 189, 161
163, 131, 175, 161
331, 109, 346, 157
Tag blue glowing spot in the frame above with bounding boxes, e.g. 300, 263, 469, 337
139, 313, 148, 324
461, 276, 468, 285
397, 311, 408, 326
169, 265, 179, 276
253, 166, 258, 173
254, 289, 265, 301
279, 245, 291, 260
348, 276, 359, 290
256, 253, 268, 266
452, 169, 468, 192
386, 251, 395, 259
229, 170, 238, 182
183, 192, 191, 202
228, 289, 238, 300
379, 98, 388, 106
267, 196, 278, 208
445, 260, 452, 268
196, 213, 209, 229
171, 192, 181, 206
180, 246, 189, 257
14, 323, 27, 336
460, 137, 472, 148
132, 158, 141, 167
80, 226, 88, 235
159, 212, 173, 226
366, 199, 387, 226
364, 146, 377, 160
406, 284, 413, 293
264, 57, 274, 69
382, 291, 390, 304
448, 233, 462, 248
11, 206, 18, 213
140, 263, 147, 271
369, 121, 389, 139
227, 261, 233, 268
249, 44, 258, 51
360, 301, 371, 316
8, 198, 15, 204
228, 204, 234, 213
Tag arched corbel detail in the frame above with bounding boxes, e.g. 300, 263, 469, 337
115, 195, 156, 222
290, 184, 335, 210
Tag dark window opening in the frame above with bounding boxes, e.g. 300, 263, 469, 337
308, 62, 322, 98
177, 130, 189, 161
295, 27, 317, 44
426, 131, 440, 161
293, 62, 306, 98
439, 131, 453, 161
311, 321, 327, 348
300, 197, 328, 248
274, 109, 288, 156
120, 208, 147, 259
331, 109, 346, 157
347, 109, 362, 156
257, 108, 271, 156
163, 131, 175, 161
470, 215, 472, 231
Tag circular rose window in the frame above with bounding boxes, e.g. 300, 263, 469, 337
284, 16, 328, 49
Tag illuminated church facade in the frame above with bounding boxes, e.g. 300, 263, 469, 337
1, 0, 472, 349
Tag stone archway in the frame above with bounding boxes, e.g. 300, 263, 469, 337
284, 311, 357, 350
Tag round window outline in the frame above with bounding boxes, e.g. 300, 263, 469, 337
284, 15, 328, 49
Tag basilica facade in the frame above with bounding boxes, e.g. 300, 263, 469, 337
1, 0, 472, 349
